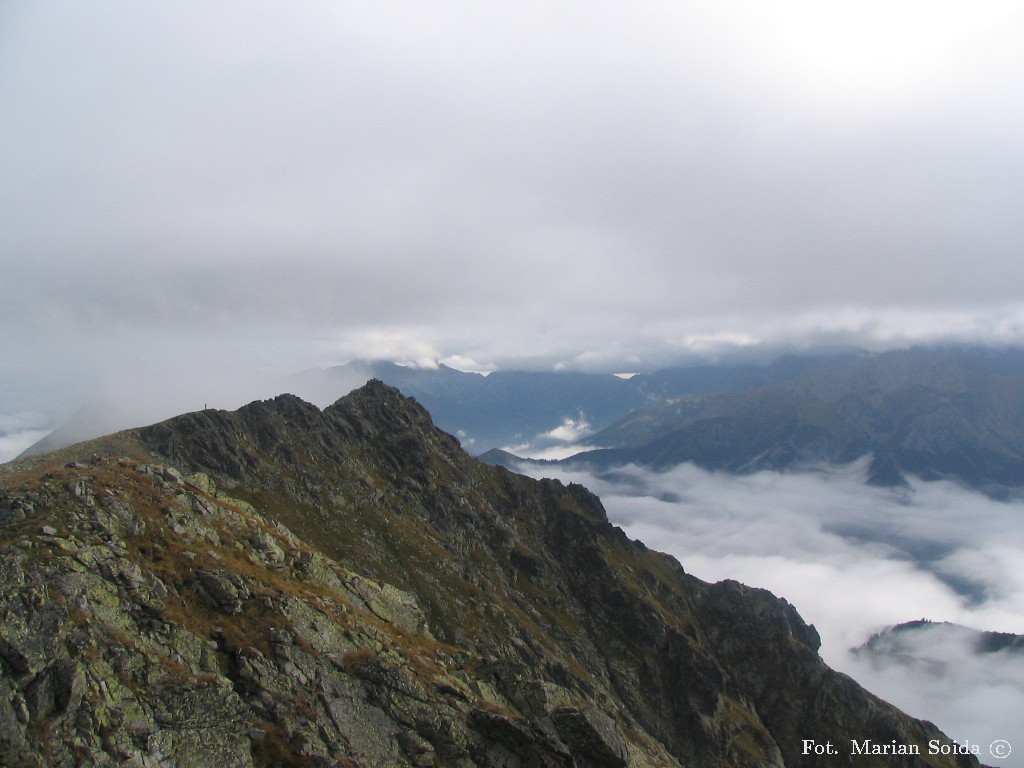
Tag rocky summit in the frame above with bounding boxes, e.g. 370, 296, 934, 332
1, 381, 979, 767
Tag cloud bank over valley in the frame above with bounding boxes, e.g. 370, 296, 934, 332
519, 458, 1024, 759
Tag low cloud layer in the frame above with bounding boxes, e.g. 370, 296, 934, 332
519, 458, 1024, 757
501, 413, 597, 461
852, 622, 1024, 764
0, 412, 54, 463
0, 429, 50, 464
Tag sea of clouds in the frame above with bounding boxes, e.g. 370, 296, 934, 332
0, 412, 53, 464
517, 456, 1024, 764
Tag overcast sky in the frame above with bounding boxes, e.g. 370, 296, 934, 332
4, 1, 1024, 426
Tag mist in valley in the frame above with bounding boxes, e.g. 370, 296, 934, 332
518, 454, 1024, 761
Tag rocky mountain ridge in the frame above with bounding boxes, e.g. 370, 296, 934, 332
1, 381, 981, 766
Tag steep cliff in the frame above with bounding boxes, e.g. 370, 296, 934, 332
0, 381, 979, 767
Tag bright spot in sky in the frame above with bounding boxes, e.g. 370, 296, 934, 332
727, 0, 1022, 103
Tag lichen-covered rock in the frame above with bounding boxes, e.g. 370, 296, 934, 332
196, 568, 247, 615
344, 573, 432, 635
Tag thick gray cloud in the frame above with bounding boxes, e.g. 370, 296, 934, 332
518, 458, 1024, 761
4, 1, 1024, 419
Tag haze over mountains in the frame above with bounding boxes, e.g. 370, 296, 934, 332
11, 352, 851, 464
18, 345, 1024, 500
288, 346, 1024, 499
561, 346, 1024, 496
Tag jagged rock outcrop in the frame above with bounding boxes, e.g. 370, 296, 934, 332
1, 381, 980, 767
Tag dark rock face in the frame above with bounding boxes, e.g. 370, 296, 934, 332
0, 382, 979, 767
550, 705, 629, 767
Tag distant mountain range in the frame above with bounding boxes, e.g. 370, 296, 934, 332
19, 346, 1024, 495
21, 353, 854, 461
545, 346, 1024, 496
284, 353, 861, 455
